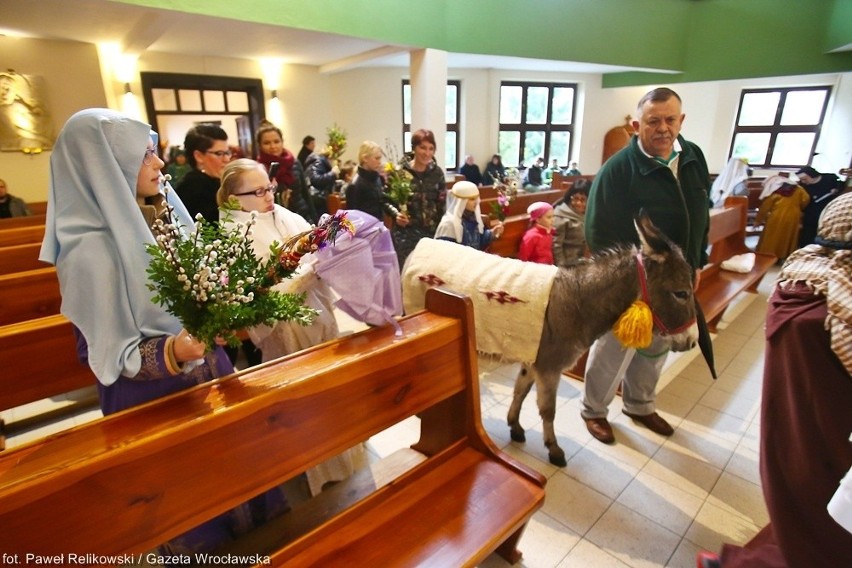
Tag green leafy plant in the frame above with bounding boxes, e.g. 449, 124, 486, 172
383, 140, 413, 211
326, 123, 347, 162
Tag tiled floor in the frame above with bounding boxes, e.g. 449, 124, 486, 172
3, 266, 778, 567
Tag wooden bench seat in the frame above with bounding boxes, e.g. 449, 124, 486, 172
696, 195, 776, 331
0, 267, 60, 326
0, 289, 546, 564
0, 314, 98, 450
0, 242, 46, 275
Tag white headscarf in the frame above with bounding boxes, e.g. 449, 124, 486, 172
39, 108, 194, 385
759, 174, 791, 200
434, 181, 484, 242
710, 157, 749, 207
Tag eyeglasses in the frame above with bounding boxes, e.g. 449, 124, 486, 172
233, 184, 276, 197
206, 150, 233, 159
143, 148, 157, 165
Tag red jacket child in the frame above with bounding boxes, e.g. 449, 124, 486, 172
518, 201, 555, 264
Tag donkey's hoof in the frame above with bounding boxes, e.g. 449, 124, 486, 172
548, 451, 567, 467
510, 429, 526, 443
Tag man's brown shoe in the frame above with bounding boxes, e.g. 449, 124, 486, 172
623, 411, 674, 436
584, 417, 615, 444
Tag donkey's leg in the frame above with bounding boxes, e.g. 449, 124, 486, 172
531, 365, 567, 467
508, 364, 535, 443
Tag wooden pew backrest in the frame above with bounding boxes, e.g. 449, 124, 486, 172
0, 214, 47, 230
0, 242, 48, 275
0, 289, 545, 565
0, 224, 45, 247
0, 267, 60, 326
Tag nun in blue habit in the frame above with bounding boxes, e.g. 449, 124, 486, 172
39, 108, 287, 556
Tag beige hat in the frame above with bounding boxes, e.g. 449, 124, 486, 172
450, 180, 480, 199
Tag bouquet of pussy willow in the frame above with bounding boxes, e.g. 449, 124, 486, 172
146, 201, 355, 349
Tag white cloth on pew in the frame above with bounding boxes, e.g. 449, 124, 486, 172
721, 252, 756, 273
402, 238, 558, 363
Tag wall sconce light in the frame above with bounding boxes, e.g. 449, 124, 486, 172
22, 147, 44, 155
124, 82, 132, 95
271, 89, 279, 100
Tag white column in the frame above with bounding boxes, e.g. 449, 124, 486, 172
409, 48, 447, 169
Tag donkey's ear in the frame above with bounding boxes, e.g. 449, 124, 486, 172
634, 209, 674, 260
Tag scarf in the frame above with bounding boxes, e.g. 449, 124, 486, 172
777, 192, 852, 374
258, 148, 296, 188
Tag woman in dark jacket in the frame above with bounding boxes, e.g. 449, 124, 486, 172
483, 154, 506, 185
392, 129, 445, 268
345, 140, 406, 226
305, 149, 338, 218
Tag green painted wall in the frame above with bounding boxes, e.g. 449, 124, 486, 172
122, 0, 852, 86
826, 0, 852, 52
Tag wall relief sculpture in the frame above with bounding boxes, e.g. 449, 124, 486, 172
0, 71, 54, 152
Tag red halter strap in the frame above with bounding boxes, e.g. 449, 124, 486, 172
636, 253, 696, 336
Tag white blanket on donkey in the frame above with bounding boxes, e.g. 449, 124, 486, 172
402, 239, 559, 363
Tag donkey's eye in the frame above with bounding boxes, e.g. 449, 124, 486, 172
673, 290, 690, 300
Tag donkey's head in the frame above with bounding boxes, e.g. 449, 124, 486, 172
634, 211, 698, 352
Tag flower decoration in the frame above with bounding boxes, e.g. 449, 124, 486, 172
325, 123, 347, 162
383, 139, 414, 212
489, 167, 520, 221
146, 198, 355, 349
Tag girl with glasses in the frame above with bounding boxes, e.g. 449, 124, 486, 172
217, 158, 364, 496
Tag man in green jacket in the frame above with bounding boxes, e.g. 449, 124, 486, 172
581, 87, 710, 444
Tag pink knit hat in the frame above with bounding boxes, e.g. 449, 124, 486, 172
527, 201, 553, 222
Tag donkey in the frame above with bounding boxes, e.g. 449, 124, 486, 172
401, 212, 698, 467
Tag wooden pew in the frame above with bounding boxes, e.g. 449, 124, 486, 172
0, 224, 45, 247
487, 213, 529, 259
481, 188, 564, 219
0, 289, 546, 565
27, 201, 48, 216
326, 192, 344, 215
695, 195, 776, 331
0, 267, 61, 326
477, 184, 498, 199
0, 213, 47, 229
0, 242, 47, 275
0, 314, 98, 450
551, 173, 595, 191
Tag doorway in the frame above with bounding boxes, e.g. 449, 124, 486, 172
140, 72, 265, 160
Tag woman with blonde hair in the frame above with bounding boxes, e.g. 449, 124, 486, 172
218, 158, 363, 496
345, 140, 408, 226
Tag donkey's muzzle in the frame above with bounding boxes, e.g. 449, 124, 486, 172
669, 322, 699, 352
